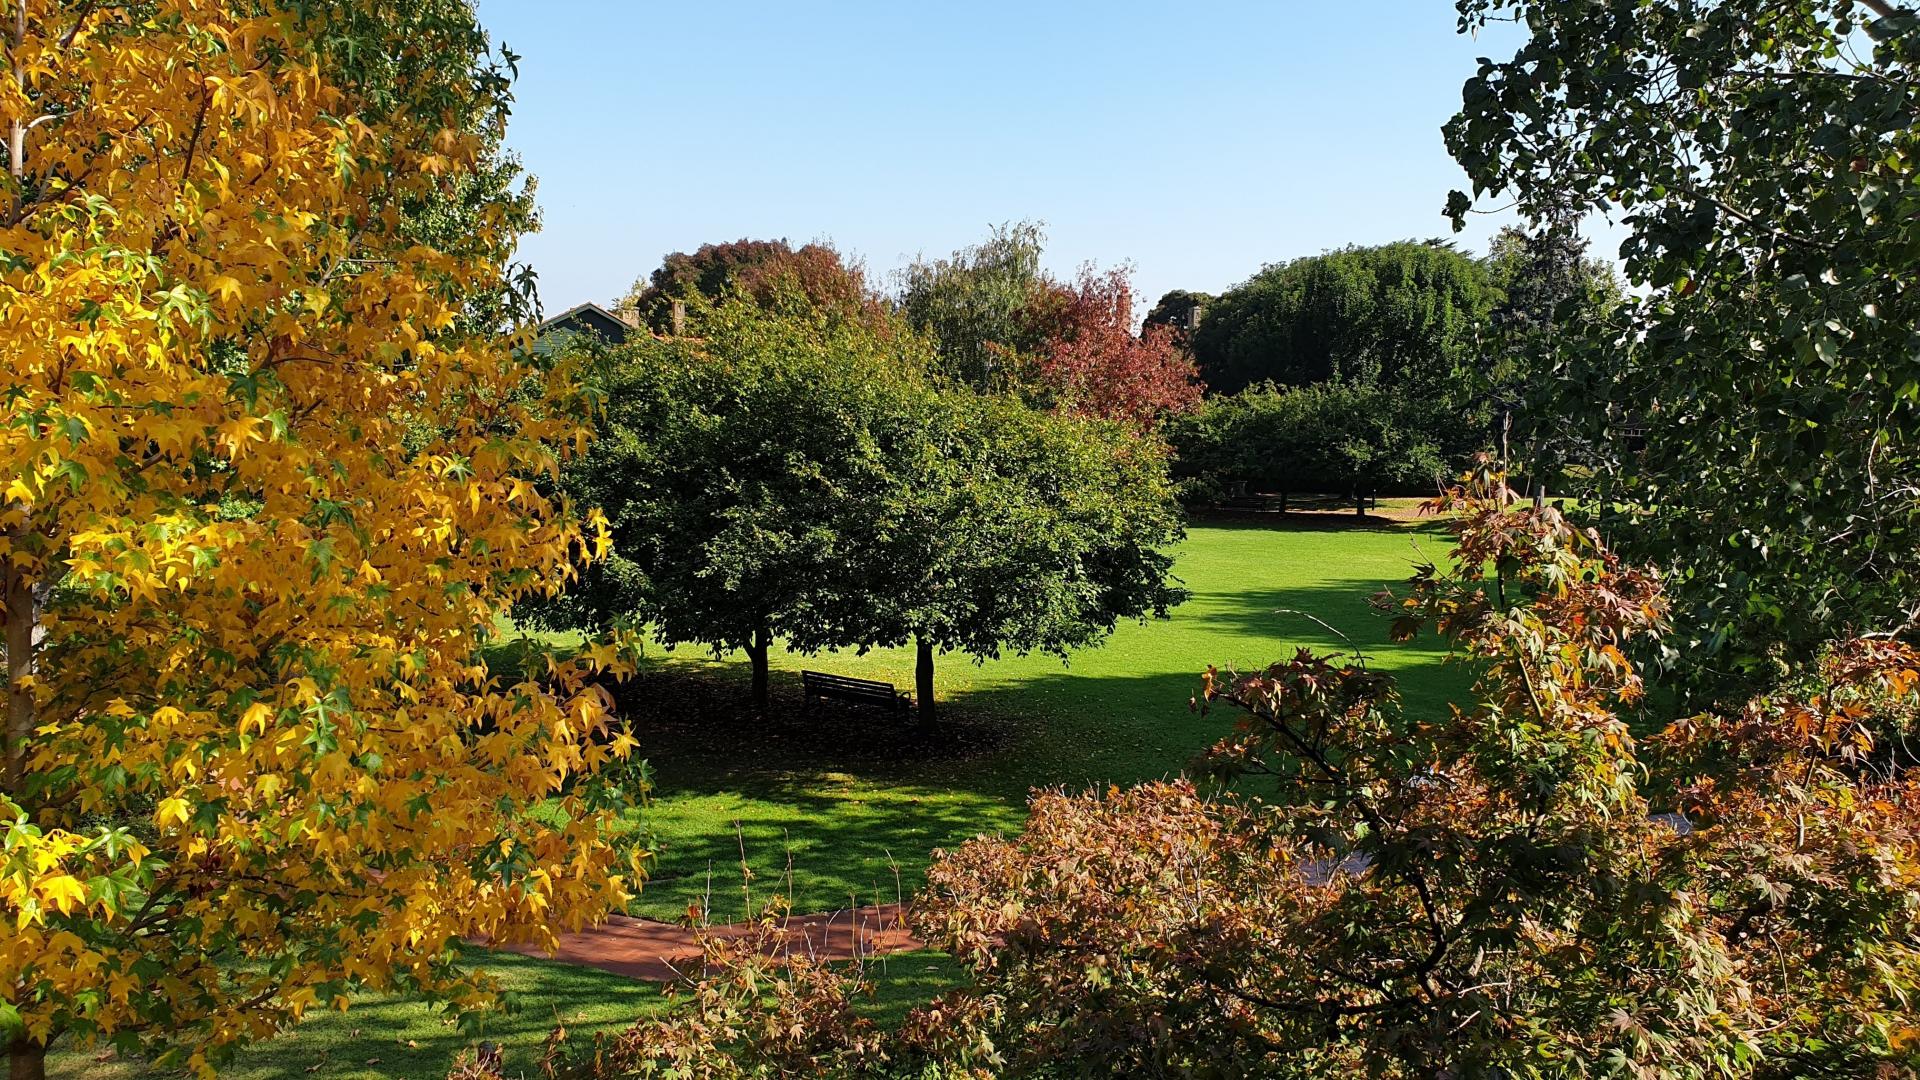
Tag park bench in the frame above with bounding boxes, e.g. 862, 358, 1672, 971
801, 670, 911, 718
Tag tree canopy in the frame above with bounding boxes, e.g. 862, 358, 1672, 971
622, 238, 879, 333
1189, 241, 1495, 397
0, 3, 640, 1076
845, 390, 1188, 723
898, 223, 1201, 428
897, 222, 1051, 393
527, 296, 935, 709
536, 296, 1187, 722
1447, 0, 1920, 693
1168, 383, 1447, 507
1023, 266, 1203, 429
1479, 221, 1624, 495
1142, 289, 1212, 337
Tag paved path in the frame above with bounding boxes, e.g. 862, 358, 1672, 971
490, 903, 922, 983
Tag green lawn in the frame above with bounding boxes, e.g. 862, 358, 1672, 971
67, 515, 1466, 1077
621, 514, 1467, 922
54, 950, 666, 1080
57, 948, 964, 1080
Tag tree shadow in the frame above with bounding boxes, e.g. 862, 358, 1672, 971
1186, 504, 1456, 533
1176, 583, 1471, 708
52, 950, 669, 1080
612, 664, 1020, 785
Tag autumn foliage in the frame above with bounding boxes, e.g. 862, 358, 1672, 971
1025, 266, 1203, 429
0, 2, 640, 1075
898, 225, 1201, 430
541, 464, 1920, 1077
624, 238, 883, 333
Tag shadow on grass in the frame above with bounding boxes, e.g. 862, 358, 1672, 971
1185, 504, 1456, 533
52, 951, 669, 1080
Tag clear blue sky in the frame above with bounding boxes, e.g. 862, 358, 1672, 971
472, 1, 1619, 317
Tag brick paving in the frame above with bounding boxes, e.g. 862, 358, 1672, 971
488, 903, 922, 983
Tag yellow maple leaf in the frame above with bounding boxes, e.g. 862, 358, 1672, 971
241, 702, 274, 735
207, 274, 244, 304
38, 875, 87, 917
155, 797, 191, 829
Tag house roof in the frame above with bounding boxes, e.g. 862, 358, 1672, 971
533, 302, 634, 353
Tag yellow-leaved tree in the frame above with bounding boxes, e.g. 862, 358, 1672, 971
0, 2, 642, 1077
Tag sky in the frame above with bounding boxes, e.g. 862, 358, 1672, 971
472, 1, 1623, 318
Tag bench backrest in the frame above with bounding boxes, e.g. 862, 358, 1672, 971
802, 670, 899, 696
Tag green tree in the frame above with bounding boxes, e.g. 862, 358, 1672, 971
1446, 0, 1920, 694
1480, 221, 1624, 502
1142, 289, 1212, 338
897, 221, 1052, 392
845, 394, 1189, 725
527, 296, 932, 711
1168, 384, 1446, 513
536, 294, 1186, 726
1190, 241, 1495, 398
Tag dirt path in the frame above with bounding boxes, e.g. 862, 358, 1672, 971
489, 903, 922, 983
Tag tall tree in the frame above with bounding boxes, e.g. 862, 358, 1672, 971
623, 238, 878, 333
1447, 0, 1920, 693
0, 3, 641, 1077
898, 222, 1051, 393
1480, 221, 1623, 501
530, 296, 934, 711
536, 294, 1187, 726
1189, 241, 1495, 397
901, 226, 1201, 428
1025, 265, 1204, 429
846, 394, 1189, 725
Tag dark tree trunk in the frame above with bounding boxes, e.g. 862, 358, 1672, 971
1278, 490, 1288, 513
915, 635, 936, 727
745, 625, 771, 711
9, 1039, 45, 1080
3, 560, 41, 793
1354, 490, 1366, 517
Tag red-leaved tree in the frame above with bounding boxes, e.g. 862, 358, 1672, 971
1025, 266, 1203, 429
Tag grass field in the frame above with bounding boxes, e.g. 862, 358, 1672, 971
61, 511, 1468, 1078
620, 511, 1468, 922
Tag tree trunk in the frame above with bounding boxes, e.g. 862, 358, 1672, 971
745, 625, 770, 712
1354, 490, 1366, 517
1532, 480, 1547, 513
1278, 490, 1288, 513
915, 636, 936, 727
2, 561, 38, 792
8, 1039, 45, 1080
